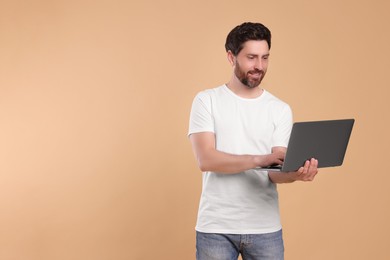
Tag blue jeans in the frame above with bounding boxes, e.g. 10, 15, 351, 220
196, 230, 284, 260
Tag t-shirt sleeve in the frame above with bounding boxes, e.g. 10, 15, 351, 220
271, 104, 293, 148
188, 91, 214, 136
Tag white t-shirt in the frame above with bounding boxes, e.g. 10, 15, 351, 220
188, 85, 293, 234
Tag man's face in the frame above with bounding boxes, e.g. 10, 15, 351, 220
233, 40, 270, 88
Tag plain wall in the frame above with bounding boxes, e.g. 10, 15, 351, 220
1, 0, 389, 259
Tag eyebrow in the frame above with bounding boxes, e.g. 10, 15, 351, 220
247, 53, 270, 57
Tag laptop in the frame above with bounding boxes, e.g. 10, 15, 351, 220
257, 119, 355, 172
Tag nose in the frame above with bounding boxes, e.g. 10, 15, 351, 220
254, 59, 263, 71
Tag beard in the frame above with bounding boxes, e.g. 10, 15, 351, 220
234, 61, 266, 89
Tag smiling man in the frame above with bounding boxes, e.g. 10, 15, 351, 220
188, 22, 318, 260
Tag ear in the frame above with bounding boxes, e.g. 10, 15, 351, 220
226, 50, 236, 66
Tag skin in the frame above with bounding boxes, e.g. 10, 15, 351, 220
189, 40, 318, 183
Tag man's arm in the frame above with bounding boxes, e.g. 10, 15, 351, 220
189, 132, 284, 174
268, 158, 319, 183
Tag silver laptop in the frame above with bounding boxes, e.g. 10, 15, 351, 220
257, 119, 355, 172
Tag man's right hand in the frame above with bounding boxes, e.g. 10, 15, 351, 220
262, 146, 286, 167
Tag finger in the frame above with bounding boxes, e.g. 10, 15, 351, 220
295, 161, 308, 181
302, 160, 310, 174
311, 158, 318, 173
307, 158, 318, 180
312, 158, 318, 167
294, 166, 304, 177
276, 158, 284, 165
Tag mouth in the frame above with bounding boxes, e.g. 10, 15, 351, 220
248, 71, 263, 79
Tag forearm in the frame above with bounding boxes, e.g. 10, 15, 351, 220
196, 149, 265, 174
190, 132, 283, 174
268, 172, 296, 184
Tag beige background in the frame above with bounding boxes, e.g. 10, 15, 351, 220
1, 0, 389, 259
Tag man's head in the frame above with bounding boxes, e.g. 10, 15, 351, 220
225, 22, 272, 89
225, 22, 271, 56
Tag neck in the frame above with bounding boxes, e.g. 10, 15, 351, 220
226, 77, 263, 99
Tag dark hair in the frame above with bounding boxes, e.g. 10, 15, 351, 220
225, 22, 271, 56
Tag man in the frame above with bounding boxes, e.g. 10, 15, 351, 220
188, 22, 318, 260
